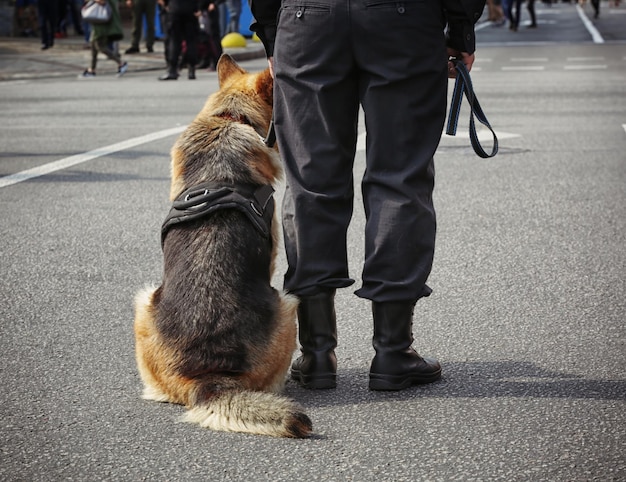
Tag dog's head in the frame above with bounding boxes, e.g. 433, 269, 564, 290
170, 55, 277, 200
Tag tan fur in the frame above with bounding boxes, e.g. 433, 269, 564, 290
134, 55, 311, 438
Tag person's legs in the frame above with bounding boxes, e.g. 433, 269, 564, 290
351, 0, 446, 389
129, 0, 142, 49
145, 0, 156, 50
90, 39, 98, 70
163, 14, 181, 78
353, 0, 446, 304
274, 0, 358, 388
275, 0, 359, 298
96, 36, 122, 64
182, 13, 198, 78
527, 0, 537, 26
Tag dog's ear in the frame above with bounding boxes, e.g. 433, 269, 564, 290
217, 54, 247, 87
255, 68, 274, 106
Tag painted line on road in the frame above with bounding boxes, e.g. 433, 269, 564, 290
576, 4, 605, 43
0, 126, 186, 189
567, 57, 606, 62
511, 57, 549, 62
356, 130, 522, 152
502, 66, 545, 71
563, 64, 607, 70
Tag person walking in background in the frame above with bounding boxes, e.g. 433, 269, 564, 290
487, 0, 505, 25
250, 0, 485, 391
56, 0, 84, 37
158, 0, 200, 80
225, 0, 240, 33
197, 0, 224, 70
125, 0, 158, 53
527, 0, 537, 27
38, 0, 59, 49
508, 0, 523, 31
79, 0, 128, 78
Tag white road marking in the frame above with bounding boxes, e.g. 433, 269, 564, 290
502, 66, 546, 71
567, 57, 606, 62
356, 130, 522, 152
576, 4, 605, 43
0, 126, 186, 189
563, 64, 607, 70
444, 130, 522, 141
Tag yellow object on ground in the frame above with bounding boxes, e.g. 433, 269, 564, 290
222, 33, 247, 49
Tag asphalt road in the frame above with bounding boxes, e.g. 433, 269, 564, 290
1, 3, 625, 480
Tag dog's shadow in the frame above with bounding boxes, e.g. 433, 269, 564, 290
284, 360, 626, 409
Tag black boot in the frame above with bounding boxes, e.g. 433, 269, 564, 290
159, 69, 178, 81
369, 301, 441, 391
188, 65, 196, 80
290, 291, 337, 389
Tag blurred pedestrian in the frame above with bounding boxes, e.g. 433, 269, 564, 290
38, 0, 59, 49
508, 0, 522, 31
125, 0, 158, 53
79, 0, 128, 78
487, 0, 505, 24
158, 0, 200, 80
197, 0, 223, 70
590, 0, 600, 17
15, 0, 39, 37
225, 0, 240, 33
251, 0, 485, 391
527, 0, 537, 27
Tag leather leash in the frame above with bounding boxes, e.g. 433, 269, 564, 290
445, 59, 499, 159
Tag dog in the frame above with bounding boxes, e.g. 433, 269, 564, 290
133, 54, 311, 438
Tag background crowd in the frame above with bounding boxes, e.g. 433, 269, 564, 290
12, 0, 245, 78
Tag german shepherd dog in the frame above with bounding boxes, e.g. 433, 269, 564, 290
133, 55, 311, 438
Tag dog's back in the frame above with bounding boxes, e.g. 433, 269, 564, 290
134, 55, 310, 438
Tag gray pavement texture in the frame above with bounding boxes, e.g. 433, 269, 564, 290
1, 2, 625, 481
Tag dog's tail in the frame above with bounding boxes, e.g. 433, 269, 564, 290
183, 391, 312, 438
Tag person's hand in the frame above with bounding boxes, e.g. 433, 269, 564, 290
447, 48, 475, 79
268, 57, 274, 78
208, 2, 215, 11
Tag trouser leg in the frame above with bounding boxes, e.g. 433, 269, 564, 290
274, 0, 358, 297
352, 0, 447, 303
90, 40, 98, 70
96, 36, 121, 65
145, 0, 156, 48
166, 15, 181, 74
130, 2, 142, 48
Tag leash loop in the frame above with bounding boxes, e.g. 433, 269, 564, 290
445, 59, 498, 159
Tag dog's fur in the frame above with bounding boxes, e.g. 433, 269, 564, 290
134, 55, 311, 438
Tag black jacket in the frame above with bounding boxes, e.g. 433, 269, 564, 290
249, 0, 485, 57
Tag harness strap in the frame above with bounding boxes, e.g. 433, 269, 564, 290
161, 182, 275, 248
264, 118, 276, 148
446, 59, 499, 159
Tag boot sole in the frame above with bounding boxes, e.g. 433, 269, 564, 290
291, 370, 336, 389
369, 369, 441, 391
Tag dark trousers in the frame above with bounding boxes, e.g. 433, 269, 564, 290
90, 36, 122, 70
165, 12, 198, 73
129, 0, 157, 49
274, 0, 447, 303
38, 0, 58, 47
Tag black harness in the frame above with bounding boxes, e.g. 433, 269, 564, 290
161, 182, 275, 248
